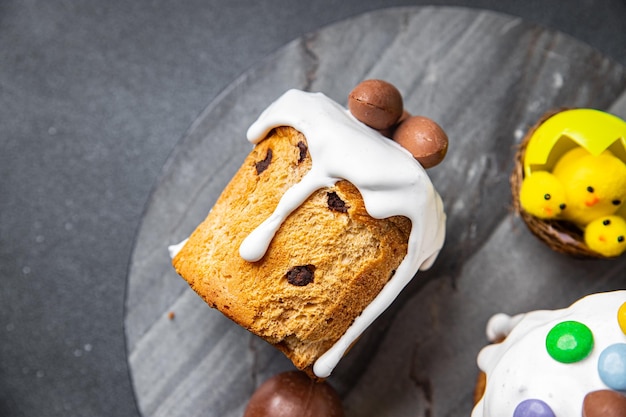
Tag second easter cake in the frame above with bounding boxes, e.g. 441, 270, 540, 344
472, 290, 626, 417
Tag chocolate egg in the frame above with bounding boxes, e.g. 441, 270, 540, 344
378, 109, 412, 139
392, 115, 448, 168
582, 390, 626, 417
243, 371, 344, 417
348, 79, 403, 130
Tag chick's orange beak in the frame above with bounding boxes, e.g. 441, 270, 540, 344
585, 195, 599, 207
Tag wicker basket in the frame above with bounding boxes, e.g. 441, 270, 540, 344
510, 110, 605, 259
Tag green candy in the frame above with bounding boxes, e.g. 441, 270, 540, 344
545, 320, 594, 363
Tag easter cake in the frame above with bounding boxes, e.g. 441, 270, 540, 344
472, 290, 626, 417
511, 108, 626, 258
170, 81, 448, 378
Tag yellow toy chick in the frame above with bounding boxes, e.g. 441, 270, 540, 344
552, 148, 626, 227
584, 215, 626, 257
519, 171, 567, 219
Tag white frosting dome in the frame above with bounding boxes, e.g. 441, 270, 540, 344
242, 89, 447, 377
473, 290, 626, 417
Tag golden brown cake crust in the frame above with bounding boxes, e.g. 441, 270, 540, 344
173, 126, 411, 373
474, 371, 486, 405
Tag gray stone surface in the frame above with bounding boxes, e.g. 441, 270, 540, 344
125, 7, 626, 417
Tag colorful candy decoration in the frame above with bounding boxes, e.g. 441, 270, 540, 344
582, 390, 626, 417
513, 399, 556, 417
598, 343, 626, 391
618, 302, 626, 335
545, 320, 594, 363
472, 292, 626, 417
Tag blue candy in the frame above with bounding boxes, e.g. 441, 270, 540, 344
598, 343, 626, 391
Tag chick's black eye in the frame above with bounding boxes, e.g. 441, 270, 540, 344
618, 236, 625, 243
613, 199, 622, 206
587, 186, 594, 193
603, 219, 611, 226
559, 203, 566, 210
544, 194, 551, 200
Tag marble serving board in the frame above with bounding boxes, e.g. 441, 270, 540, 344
125, 6, 626, 417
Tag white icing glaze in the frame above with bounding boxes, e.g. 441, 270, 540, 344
168, 239, 188, 259
485, 312, 525, 342
472, 290, 626, 417
240, 89, 446, 378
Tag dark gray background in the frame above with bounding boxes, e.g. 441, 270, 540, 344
1, 1, 625, 416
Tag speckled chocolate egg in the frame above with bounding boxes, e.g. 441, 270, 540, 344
348, 79, 403, 130
392, 115, 448, 168
243, 371, 344, 417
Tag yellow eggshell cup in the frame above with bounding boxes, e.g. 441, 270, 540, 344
523, 108, 626, 176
